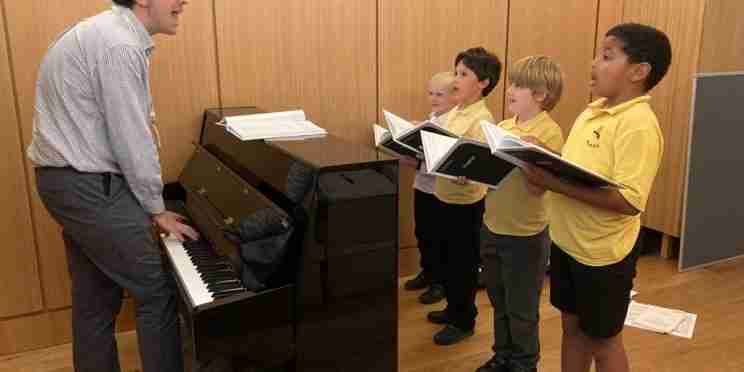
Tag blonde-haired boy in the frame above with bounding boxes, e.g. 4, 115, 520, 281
404, 71, 458, 306
476, 55, 564, 372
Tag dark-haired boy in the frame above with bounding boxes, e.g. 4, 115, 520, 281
426, 47, 502, 345
522, 23, 672, 372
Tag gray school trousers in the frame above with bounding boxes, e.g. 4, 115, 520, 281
35, 167, 183, 372
480, 226, 550, 371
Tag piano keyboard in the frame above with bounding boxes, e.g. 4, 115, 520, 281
162, 234, 247, 307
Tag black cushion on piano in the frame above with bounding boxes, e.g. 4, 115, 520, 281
223, 208, 293, 292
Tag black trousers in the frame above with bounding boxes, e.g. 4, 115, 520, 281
436, 198, 485, 331
35, 167, 183, 372
414, 189, 445, 285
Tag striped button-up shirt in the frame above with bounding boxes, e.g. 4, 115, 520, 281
27, 4, 164, 214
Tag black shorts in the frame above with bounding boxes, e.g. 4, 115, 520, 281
549, 241, 641, 339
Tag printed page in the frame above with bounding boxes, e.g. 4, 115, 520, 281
625, 301, 697, 338
480, 120, 528, 150
383, 110, 416, 139
227, 117, 325, 141
373, 124, 391, 146
421, 131, 458, 173
634, 306, 688, 333
224, 109, 306, 126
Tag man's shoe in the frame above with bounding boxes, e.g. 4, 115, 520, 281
404, 271, 430, 291
426, 309, 449, 324
418, 284, 445, 304
475, 355, 510, 372
433, 325, 474, 345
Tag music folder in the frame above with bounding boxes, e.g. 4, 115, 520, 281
420, 131, 516, 188
480, 121, 622, 188
420, 122, 624, 189
381, 110, 457, 157
373, 124, 420, 159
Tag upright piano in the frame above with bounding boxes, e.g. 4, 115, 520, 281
162, 107, 399, 371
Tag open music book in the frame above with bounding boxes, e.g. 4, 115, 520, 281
480, 121, 623, 188
373, 124, 421, 158
382, 110, 457, 156
222, 110, 327, 141
420, 131, 517, 188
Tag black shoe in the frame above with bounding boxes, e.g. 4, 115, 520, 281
418, 284, 445, 304
404, 271, 431, 290
475, 355, 509, 372
427, 309, 449, 324
433, 324, 474, 345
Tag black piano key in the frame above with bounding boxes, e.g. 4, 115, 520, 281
206, 281, 243, 290
211, 287, 247, 297
206, 280, 243, 288
191, 258, 226, 266
199, 268, 234, 276
206, 282, 242, 291
199, 269, 238, 278
202, 276, 239, 285
189, 253, 221, 260
212, 288, 247, 299
186, 251, 215, 257
182, 240, 211, 250
195, 263, 232, 271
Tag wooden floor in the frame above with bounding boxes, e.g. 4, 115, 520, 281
3, 254, 744, 372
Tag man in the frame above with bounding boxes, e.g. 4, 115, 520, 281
27, 1, 196, 371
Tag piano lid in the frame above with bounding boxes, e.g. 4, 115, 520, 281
201, 107, 397, 201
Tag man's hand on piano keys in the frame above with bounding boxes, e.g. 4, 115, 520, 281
153, 211, 200, 241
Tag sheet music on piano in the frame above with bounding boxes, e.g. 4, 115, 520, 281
221, 109, 327, 141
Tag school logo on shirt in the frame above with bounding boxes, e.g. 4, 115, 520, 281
587, 126, 603, 148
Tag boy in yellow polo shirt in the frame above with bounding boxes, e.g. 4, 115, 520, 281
522, 23, 672, 372
476, 55, 564, 372
426, 47, 502, 345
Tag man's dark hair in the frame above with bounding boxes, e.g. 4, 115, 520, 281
112, 0, 135, 8
606, 23, 672, 92
454, 47, 502, 97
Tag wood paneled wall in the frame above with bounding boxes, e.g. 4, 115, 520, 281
149, 1, 221, 182
4, 0, 110, 314
0, 0, 738, 355
0, 1, 42, 319
506, 0, 598, 134
215, 0, 378, 147
698, 1, 744, 73
614, 0, 706, 237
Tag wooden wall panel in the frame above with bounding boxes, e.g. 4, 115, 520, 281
215, 0, 378, 147
0, 299, 135, 356
507, 0, 599, 134
4, 0, 110, 311
596, 0, 625, 58
698, 0, 744, 73
622, 0, 705, 237
149, 1, 220, 182
0, 1, 43, 318
379, 0, 508, 248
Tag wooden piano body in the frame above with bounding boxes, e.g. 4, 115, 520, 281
163, 107, 399, 371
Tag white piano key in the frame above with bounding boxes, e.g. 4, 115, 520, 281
162, 234, 214, 307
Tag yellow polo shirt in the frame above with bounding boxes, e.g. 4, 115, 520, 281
434, 99, 494, 204
484, 111, 564, 236
549, 95, 664, 266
